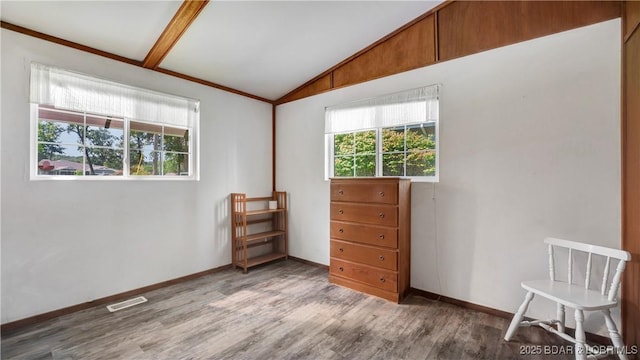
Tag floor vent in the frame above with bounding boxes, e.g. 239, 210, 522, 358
106, 296, 148, 312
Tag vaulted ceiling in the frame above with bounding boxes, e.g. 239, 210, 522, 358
0, 1, 443, 101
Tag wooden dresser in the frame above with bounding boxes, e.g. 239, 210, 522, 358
329, 178, 411, 303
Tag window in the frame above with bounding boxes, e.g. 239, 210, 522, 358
128, 121, 190, 176
382, 124, 436, 177
333, 130, 376, 177
30, 63, 199, 179
325, 85, 439, 181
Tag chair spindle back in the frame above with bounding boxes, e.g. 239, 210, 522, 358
544, 237, 631, 302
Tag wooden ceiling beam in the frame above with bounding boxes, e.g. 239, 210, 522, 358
143, 0, 209, 69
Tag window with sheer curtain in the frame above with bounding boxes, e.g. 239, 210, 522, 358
325, 85, 439, 181
30, 63, 200, 179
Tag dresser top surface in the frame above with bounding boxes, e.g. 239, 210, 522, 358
330, 177, 410, 183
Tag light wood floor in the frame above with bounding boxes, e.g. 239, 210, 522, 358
1, 260, 602, 359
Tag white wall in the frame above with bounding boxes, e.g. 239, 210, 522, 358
1, 29, 273, 323
277, 19, 621, 335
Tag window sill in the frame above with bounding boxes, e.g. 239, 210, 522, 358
30, 175, 199, 181
324, 176, 438, 183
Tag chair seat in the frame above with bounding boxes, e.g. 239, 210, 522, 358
521, 280, 618, 311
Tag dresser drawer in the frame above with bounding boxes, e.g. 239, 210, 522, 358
330, 203, 397, 227
330, 258, 397, 293
330, 239, 397, 271
331, 181, 398, 204
330, 221, 398, 248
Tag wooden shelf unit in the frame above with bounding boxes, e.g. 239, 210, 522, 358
231, 191, 288, 273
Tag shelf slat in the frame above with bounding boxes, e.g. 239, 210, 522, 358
242, 252, 287, 268
232, 218, 272, 227
242, 230, 285, 243
246, 197, 273, 202
246, 218, 272, 226
245, 208, 286, 216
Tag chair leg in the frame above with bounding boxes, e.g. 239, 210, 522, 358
574, 309, 587, 360
504, 291, 534, 341
556, 303, 565, 333
602, 309, 628, 360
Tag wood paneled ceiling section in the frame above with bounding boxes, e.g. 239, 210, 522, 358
438, 1, 621, 61
277, 0, 621, 104
625, 0, 640, 42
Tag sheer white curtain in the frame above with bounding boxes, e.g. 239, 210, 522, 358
30, 63, 199, 128
324, 85, 439, 134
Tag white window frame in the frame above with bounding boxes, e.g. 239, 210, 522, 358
29, 63, 199, 181
325, 85, 439, 182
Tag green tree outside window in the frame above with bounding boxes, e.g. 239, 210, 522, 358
333, 123, 436, 178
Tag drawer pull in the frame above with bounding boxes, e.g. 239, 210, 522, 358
379, 255, 385, 261
379, 191, 385, 197
338, 189, 344, 195
339, 228, 344, 233
379, 212, 385, 218
338, 209, 344, 215
339, 266, 344, 271
378, 234, 385, 240
339, 248, 344, 253
380, 277, 385, 282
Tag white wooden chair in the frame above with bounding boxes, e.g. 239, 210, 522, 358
504, 237, 631, 360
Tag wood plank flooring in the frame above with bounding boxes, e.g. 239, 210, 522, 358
1, 260, 610, 359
